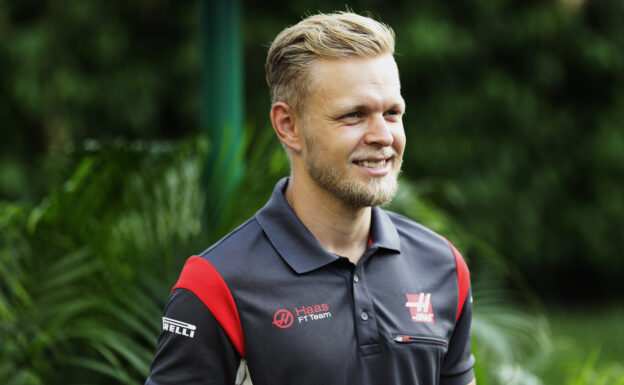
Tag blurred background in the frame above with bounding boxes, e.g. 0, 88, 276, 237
1, 0, 623, 384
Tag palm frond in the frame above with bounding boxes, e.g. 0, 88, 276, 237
0, 137, 210, 383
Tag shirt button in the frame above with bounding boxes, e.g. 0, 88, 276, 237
361, 312, 369, 321
353, 274, 359, 283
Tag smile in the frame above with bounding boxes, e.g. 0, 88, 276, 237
355, 159, 388, 168
352, 157, 394, 177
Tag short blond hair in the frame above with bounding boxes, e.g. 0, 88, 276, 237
266, 12, 395, 115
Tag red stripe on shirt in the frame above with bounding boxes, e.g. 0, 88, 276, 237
444, 240, 471, 323
172, 256, 246, 358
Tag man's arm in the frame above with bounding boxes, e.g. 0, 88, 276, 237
440, 241, 476, 385
145, 289, 241, 384
466, 379, 476, 385
439, 285, 476, 385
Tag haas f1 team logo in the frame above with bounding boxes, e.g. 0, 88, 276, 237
273, 309, 294, 328
406, 293, 435, 323
273, 303, 332, 328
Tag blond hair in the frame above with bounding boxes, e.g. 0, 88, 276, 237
265, 12, 395, 115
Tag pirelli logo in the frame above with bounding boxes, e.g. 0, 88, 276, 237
163, 317, 196, 338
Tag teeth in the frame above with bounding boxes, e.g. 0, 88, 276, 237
358, 160, 386, 168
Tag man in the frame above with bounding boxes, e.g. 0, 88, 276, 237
146, 11, 475, 385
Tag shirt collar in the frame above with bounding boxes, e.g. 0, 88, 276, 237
255, 178, 401, 274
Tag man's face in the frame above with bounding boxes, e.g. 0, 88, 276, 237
300, 53, 406, 208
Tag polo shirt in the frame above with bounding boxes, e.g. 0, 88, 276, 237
146, 177, 475, 385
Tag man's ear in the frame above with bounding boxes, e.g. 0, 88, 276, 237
270, 102, 303, 153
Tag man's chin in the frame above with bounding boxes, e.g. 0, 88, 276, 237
337, 178, 398, 208
306, 162, 400, 207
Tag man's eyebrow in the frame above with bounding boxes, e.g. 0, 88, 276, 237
330, 102, 405, 118
331, 104, 369, 117
388, 101, 406, 112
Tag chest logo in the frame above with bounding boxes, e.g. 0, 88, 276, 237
405, 293, 435, 323
273, 309, 294, 328
273, 303, 332, 328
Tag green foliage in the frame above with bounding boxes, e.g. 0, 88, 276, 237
2, 0, 624, 382
0, 138, 208, 384
242, 0, 624, 298
0, 0, 199, 200
3, 0, 623, 298
545, 306, 624, 385
217, 123, 290, 238
1, 134, 622, 383
0, 121, 280, 383
389, 0, 624, 298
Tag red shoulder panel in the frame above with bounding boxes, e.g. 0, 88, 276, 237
172, 256, 246, 358
445, 240, 471, 323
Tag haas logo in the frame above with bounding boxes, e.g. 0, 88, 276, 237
273, 303, 332, 328
406, 293, 435, 323
273, 309, 294, 328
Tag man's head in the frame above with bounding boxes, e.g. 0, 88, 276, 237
266, 12, 395, 116
267, 12, 405, 208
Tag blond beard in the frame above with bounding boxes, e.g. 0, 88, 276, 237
303, 130, 401, 208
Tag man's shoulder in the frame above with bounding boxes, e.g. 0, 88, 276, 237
381, 209, 456, 262
197, 216, 264, 263
382, 209, 444, 241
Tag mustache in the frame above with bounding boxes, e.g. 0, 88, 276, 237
349, 148, 398, 162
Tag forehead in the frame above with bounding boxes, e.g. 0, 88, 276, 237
307, 54, 403, 111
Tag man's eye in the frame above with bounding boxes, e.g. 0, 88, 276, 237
384, 109, 400, 116
342, 112, 361, 119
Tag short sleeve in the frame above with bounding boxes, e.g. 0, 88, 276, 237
145, 289, 241, 385
440, 286, 476, 385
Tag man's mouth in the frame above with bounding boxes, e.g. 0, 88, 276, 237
355, 159, 388, 168
350, 149, 398, 176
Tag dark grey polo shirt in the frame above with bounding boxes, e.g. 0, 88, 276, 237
146, 178, 475, 385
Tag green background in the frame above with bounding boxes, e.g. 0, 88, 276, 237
1, 0, 622, 383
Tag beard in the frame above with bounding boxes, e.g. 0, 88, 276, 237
303, 131, 401, 208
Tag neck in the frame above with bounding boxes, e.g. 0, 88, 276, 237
285, 175, 371, 265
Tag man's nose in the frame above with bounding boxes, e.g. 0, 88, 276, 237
364, 114, 394, 147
